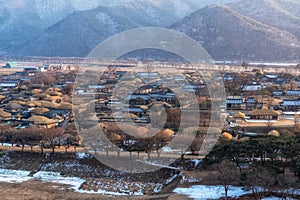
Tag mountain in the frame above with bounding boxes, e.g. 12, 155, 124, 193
118, 0, 240, 26
12, 0, 239, 57
228, 0, 300, 38
0, 0, 106, 54
1, 0, 239, 56
4, 0, 300, 61
14, 6, 161, 57
275, 0, 300, 18
171, 5, 300, 62
0, 0, 42, 54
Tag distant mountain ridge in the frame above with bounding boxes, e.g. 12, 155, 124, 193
228, 0, 300, 38
171, 4, 300, 61
0, 0, 238, 48
2, 0, 300, 62
6, 0, 239, 57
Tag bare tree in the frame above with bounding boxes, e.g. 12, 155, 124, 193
243, 167, 276, 199
0, 125, 12, 146
42, 127, 63, 154
277, 175, 299, 199
154, 129, 174, 158
210, 160, 240, 200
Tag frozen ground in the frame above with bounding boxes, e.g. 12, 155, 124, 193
262, 197, 296, 200
173, 185, 252, 199
0, 168, 146, 196
174, 185, 300, 200
0, 168, 33, 183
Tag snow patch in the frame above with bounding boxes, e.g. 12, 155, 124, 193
33, 171, 85, 190
174, 185, 252, 200
180, 176, 202, 184
191, 159, 201, 167
76, 152, 91, 159
0, 168, 32, 183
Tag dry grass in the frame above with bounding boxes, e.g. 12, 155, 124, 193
0, 181, 185, 200
0, 181, 121, 200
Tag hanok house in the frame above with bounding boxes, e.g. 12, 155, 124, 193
121, 107, 145, 117
245, 97, 258, 110
27, 115, 57, 128
286, 90, 300, 96
126, 94, 150, 105
226, 98, 243, 110
272, 90, 284, 97
0, 81, 18, 90
0, 95, 6, 104
248, 108, 280, 120
280, 99, 300, 112
233, 112, 246, 124
242, 84, 262, 92
0, 109, 12, 121
4, 103, 22, 116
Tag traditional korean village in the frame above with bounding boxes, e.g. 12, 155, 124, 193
0, 58, 298, 199
1, 0, 300, 200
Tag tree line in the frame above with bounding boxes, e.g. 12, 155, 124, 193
0, 125, 80, 154
202, 134, 300, 199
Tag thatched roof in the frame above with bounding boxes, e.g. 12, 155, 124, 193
140, 105, 148, 110
5, 103, 22, 111
0, 109, 12, 118
31, 107, 50, 115
25, 102, 38, 107
137, 126, 150, 136
120, 112, 137, 119
248, 109, 280, 116
38, 101, 59, 109
0, 95, 6, 99
239, 137, 250, 142
118, 124, 139, 136
133, 78, 142, 83
99, 123, 106, 129
11, 100, 26, 106
20, 85, 28, 90
234, 112, 246, 119
56, 102, 74, 110
72, 99, 86, 105
112, 134, 122, 141
117, 124, 155, 137
159, 129, 174, 138
45, 96, 61, 102
222, 132, 233, 140
34, 94, 50, 99
32, 89, 43, 94
268, 130, 280, 137
26, 101, 60, 109
52, 87, 62, 92
27, 115, 56, 125
151, 102, 172, 108
44, 91, 62, 97
130, 113, 137, 119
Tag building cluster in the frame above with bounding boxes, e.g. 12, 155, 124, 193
0, 65, 78, 141
1, 63, 299, 152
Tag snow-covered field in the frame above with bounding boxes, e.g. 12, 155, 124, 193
262, 197, 296, 200
0, 168, 33, 183
174, 185, 252, 200
0, 167, 299, 199
0, 168, 143, 196
173, 185, 299, 200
